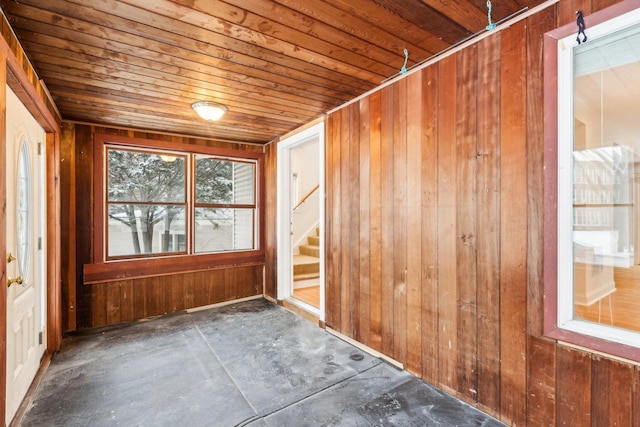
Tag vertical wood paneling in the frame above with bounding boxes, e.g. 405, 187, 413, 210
392, 78, 408, 365
119, 280, 134, 323
106, 281, 121, 325
558, 0, 591, 26
60, 122, 77, 331
436, 54, 458, 395
171, 271, 186, 313
476, 34, 501, 416
349, 102, 361, 339
325, 113, 336, 327
499, 20, 528, 426
527, 336, 557, 426
591, 357, 633, 426
405, 71, 423, 376
133, 276, 146, 320
421, 64, 439, 385
368, 92, 383, 351
557, 347, 592, 426
339, 107, 351, 334
358, 97, 371, 344
591, 355, 611, 425
608, 359, 634, 426
634, 366, 640, 427
321, 3, 640, 427
380, 85, 395, 356
210, 269, 226, 305
75, 125, 94, 328
264, 141, 277, 299
82, 266, 262, 328
90, 283, 107, 328
526, 0, 556, 339
327, 111, 342, 329
47, 130, 63, 351
455, 44, 478, 402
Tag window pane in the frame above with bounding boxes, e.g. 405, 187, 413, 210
195, 158, 233, 204
232, 162, 256, 205
108, 204, 186, 257
194, 208, 255, 253
572, 28, 640, 333
195, 157, 255, 205
108, 149, 185, 203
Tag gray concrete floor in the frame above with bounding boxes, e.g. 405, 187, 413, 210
22, 299, 505, 426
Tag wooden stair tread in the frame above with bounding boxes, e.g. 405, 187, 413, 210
293, 254, 320, 265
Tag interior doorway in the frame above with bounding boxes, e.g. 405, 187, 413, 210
5, 85, 48, 425
277, 122, 325, 319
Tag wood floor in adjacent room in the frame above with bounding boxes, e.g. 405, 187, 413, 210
292, 285, 320, 308
575, 266, 640, 332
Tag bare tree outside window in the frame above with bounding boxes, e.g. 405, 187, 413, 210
106, 147, 254, 258
107, 149, 187, 256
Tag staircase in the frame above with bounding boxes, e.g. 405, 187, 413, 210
293, 228, 320, 281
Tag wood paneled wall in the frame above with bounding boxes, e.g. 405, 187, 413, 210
1, 10, 64, 423
323, 1, 640, 425
60, 123, 264, 330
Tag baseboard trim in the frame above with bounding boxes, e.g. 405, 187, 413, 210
325, 328, 404, 370
186, 294, 263, 313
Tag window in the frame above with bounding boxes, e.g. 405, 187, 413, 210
107, 148, 188, 258
102, 140, 259, 262
551, 6, 640, 354
193, 156, 256, 253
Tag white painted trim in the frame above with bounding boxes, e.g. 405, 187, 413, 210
277, 121, 326, 322
326, 328, 404, 370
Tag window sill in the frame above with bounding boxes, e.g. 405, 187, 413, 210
545, 326, 640, 363
84, 250, 265, 284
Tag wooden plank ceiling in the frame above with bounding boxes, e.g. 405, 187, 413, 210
0, 0, 545, 144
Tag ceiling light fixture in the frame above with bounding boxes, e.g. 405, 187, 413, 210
191, 101, 228, 121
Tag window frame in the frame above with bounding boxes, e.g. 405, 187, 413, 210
543, 0, 640, 362
85, 134, 265, 283
105, 145, 190, 260
192, 154, 258, 254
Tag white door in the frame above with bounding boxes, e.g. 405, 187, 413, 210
5, 85, 47, 425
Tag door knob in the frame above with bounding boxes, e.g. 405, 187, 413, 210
6, 252, 16, 263
7, 276, 23, 288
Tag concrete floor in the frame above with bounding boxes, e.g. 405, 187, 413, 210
22, 299, 505, 426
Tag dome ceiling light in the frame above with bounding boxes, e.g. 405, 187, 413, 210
191, 101, 228, 121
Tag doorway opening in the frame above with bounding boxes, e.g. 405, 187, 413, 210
277, 122, 325, 319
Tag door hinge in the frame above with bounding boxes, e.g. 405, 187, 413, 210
39, 331, 43, 345
38, 142, 42, 155
38, 237, 42, 250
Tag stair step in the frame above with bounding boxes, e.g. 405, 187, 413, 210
293, 272, 320, 281
299, 244, 319, 257
307, 235, 320, 246
293, 254, 319, 276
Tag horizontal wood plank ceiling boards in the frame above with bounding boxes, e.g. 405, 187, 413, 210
0, 0, 544, 144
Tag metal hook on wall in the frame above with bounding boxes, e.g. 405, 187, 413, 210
400, 49, 409, 75
486, 0, 496, 30
576, 10, 587, 44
